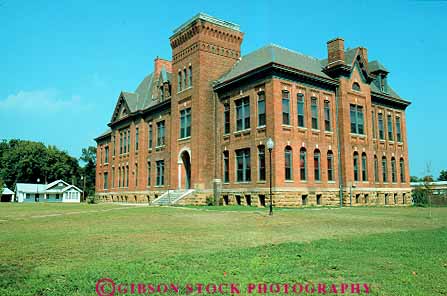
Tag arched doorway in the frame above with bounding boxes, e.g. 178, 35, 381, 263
178, 148, 191, 189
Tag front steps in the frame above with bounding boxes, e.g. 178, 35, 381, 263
151, 189, 195, 205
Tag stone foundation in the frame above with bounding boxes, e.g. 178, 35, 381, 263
96, 189, 412, 207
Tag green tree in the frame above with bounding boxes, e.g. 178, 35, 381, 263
438, 170, 447, 181
410, 176, 420, 182
80, 146, 97, 198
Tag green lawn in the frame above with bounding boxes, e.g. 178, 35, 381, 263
0, 204, 446, 295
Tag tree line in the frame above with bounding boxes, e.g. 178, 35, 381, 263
410, 170, 447, 183
0, 139, 96, 197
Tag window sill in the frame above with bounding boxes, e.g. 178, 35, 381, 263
324, 130, 333, 135
235, 182, 251, 184
311, 129, 320, 133
257, 181, 266, 184
178, 136, 191, 142
233, 129, 251, 136
297, 127, 307, 131
285, 180, 294, 183
282, 124, 292, 129
155, 145, 166, 151
350, 133, 366, 138
154, 185, 165, 188
300, 180, 308, 183
327, 181, 336, 184
177, 86, 192, 94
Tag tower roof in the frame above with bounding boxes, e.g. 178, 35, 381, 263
172, 12, 241, 35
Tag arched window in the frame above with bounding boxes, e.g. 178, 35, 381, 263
327, 150, 334, 181
400, 158, 405, 183
353, 152, 359, 181
374, 155, 379, 182
223, 151, 229, 183
382, 156, 388, 183
258, 146, 265, 181
314, 149, 321, 181
300, 147, 307, 181
352, 82, 361, 91
361, 152, 367, 181
391, 157, 397, 183
284, 146, 293, 181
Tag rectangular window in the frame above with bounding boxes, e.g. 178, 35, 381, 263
300, 149, 306, 181
396, 117, 402, 142
372, 111, 376, 138
282, 91, 290, 125
104, 146, 109, 163
156, 160, 164, 186
236, 148, 251, 182
135, 127, 139, 151
378, 113, 384, 140
257, 92, 266, 127
387, 115, 394, 141
223, 151, 229, 183
353, 153, 359, 181
258, 146, 266, 181
350, 105, 364, 134
103, 172, 108, 190
188, 66, 192, 87
148, 124, 153, 149
126, 166, 129, 187
374, 157, 379, 182
362, 154, 367, 181
314, 151, 321, 181
327, 152, 334, 181
285, 147, 292, 180
180, 108, 192, 138
112, 167, 115, 188
147, 161, 151, 187
400, 159, 405, 183
127, 130, 130, 153
224, 104, 230, 134
324, 100, 331, 131
391, 158, 397, 183
135, 163, 138, 186
112, 136, 116, 156
235, 97, 250, 131
183, 69, 187, 90
178, 71, 182, 91
297, 94, 305, 127
382, 158, 388, 182
311, 97, 319, 129
123, 131, 126, 154
157, 121, 165, 146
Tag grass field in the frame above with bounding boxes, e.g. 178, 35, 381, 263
0, 204, 446, 295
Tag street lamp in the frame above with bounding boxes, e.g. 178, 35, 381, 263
35, 178, 40, 202
266, 137, 275, 216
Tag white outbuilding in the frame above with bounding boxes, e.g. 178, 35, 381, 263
15, 180, 82, 203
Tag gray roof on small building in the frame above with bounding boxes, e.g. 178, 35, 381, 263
217, 44, 332, 84
2, 188, 14, 195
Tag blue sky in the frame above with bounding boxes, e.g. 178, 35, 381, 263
0, 1, 446, 177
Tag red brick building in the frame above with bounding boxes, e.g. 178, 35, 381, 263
95, 13, 411, 206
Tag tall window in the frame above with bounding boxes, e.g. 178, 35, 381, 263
374, 155, 379, 182
314, 149, 321, 181
223, 151, 229, 183
126, 165, 129, 187
183, 69, 187, 90
127, 130, 130, 153
284, 146, 292, 181
257, 92, 266, 127
135, 127, 139, 151
148, 124, 153, 149
361, 153, 367, 181
135, 163, 138, 186
391, 157, 397, 183
324, 100, 331, 131
178, 71, 182, 91
156, 160, 164, 186
103, 172, 108, 190
396, 117, 402, 142
387, 115, 394, 141
258, 145, 266, 181
120, 132, 123, 154
378, 113, 384, 140
327, 151, 334, 181
350, 105, 364, 134
372, 111, 376, 138
224, 104, 230, 134
382, 156, 388, 182
235, 97, 250, 131
300, 148, 307, 181
180, 108, 191, 138
400, 158, 405, 183
282, 91, 290, 125
112, 136, 116, 156
353, 152, 359, 181
123, 131, 127, 154
147, 161, 151, 187
297, 94, 305, 127
112, 167, 115, 188
104, 146, 109, 163
157, 121, 165, 146
188, 65, 192, 87
236, 148, 251, 182
311, 97, 319, 129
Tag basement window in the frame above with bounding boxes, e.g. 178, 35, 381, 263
245, 195, 251, 206
258, 195, 266, 207
302, 195, 308, 206
223, 195, 229, 205
235, 195, 242, 205
316, 194, 322, 205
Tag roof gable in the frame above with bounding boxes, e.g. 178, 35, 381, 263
45, 180, 70, 191
111, 93, 132, 123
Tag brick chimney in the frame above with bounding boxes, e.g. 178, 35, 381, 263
358, 46, 368, 69
326, 37, 345, 67
154, 57, 172, 76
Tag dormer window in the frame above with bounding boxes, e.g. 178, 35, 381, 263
352, 82, 361, 92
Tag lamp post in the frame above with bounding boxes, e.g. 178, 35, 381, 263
266, 137, 275, 216
35, 178, 40, 202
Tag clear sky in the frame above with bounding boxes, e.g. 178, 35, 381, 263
0, 1, 446, 178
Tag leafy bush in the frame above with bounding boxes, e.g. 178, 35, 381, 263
206, 195, 215, 206
87, 196, 99, 204
412, 186, 428, 207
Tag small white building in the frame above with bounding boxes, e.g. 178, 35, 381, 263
15, 180, 82, 203
1, 188, 15, 202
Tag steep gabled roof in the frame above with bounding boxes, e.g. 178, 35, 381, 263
369, 60, 389, 73
216, 44, 332, 84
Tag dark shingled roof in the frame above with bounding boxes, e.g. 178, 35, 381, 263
368, 60, 389, 73
217, 44, 332, 84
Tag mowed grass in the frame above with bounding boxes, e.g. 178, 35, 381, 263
0, 204, 446, 296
